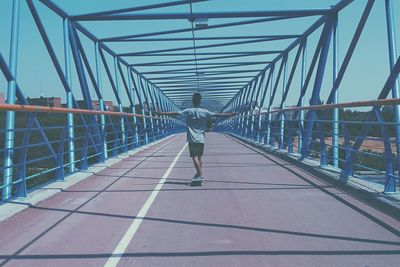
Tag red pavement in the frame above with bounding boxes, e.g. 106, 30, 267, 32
0, 133, 399, 267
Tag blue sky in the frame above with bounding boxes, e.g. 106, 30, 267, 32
1, 0, 399, 109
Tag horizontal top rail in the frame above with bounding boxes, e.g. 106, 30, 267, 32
236, 98, 400, 117
0, 104, 174, 120
2, 98, 399, 120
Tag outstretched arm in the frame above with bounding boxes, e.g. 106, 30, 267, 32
213, 112, 237, 117
156, 111, 181, 116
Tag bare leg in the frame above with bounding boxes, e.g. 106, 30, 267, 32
192, 156, 203, 177
199, 156, 204, 179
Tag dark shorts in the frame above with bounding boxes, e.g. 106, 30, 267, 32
188, 143, 204, 157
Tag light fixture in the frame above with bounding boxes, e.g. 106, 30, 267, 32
194, 18, 208, 28
196, 72, 206, 78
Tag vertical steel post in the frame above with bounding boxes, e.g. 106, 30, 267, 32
145, 82, 155, 141
257, 76, 266, 142
248, 78, 258, 139
156, 88, 166, 136
63, 18, 75, 172
234, 91, 241, 134
2, 0, 20, 200
385, 0, 400, 176
95, 41, 108, 160
152, 86, 160, 138
239, 87, 248, 136
148, 85, 157, 139
301, 19, 333, 163
299, 42, 307, 153
163, 92, 169, 135
235, 91, 243, 135
230, 94, 236, 132
279, 57, 288, 149
250, 76, 262, 140
138, 75, 149, 144
242, 84, 252, 136
266, 70, 274, 146
259, 66, 273, 145
128, 68, 139, 146
245, 83, 253, 138
332, 14, 339, 168
166, 98, 172, 133
163, 92, 170, 132
154, 89, 163, 136
160, 95, 167, 134
114, 57, 126, 151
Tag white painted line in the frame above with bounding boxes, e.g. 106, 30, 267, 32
104, 142, 188, 267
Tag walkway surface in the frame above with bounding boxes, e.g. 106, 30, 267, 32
0, 133, 399, 267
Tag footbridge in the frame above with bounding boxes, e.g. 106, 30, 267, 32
0, 1, 400, 266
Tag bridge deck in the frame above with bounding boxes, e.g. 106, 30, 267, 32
0, 133, 399, 267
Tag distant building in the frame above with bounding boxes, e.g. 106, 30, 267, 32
76, 100, 114, 111
21, 96, 62, 107
0, 92, 5, 104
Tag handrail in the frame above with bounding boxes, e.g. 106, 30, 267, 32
237, 98, 400, 117
216, 97, 400, 193
2, 98, 397, 119
0, 103, 173, 120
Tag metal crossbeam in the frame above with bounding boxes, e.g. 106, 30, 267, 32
73, 10, 331, 21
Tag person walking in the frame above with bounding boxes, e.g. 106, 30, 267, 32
157, 93, 236, 183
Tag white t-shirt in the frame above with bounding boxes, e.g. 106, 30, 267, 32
179, 107, 215, 143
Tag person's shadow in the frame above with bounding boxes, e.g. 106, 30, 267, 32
164, 181, 191, 186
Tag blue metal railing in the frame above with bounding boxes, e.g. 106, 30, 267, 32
0, 105, 185, 201
215, 98, 400, 194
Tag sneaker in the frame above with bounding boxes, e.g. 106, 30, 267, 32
192, 175, 202, 182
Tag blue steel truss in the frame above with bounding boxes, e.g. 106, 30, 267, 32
1, 0, 400, 201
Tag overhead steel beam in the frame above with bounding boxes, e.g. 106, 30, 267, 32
160, 83, 245, 88
101, 16, 308, 41
134, 61, 272, 67
70, 0, 210, 20
167, 93, 238, 96
74, 10, 331, 21
127, 51, 281, 66
167, 95, 238, 99
170, 98, 236, 101
120, 38, 291, 56
163, 89, 241, 93
156, 81, 249, 87
154, 76, 254, 83
163, 91, 240, 95
162, 88, 242, 92
144, 69, 263, 76
141, 64, 267, 75
120, 51, 286, 56
150, 74, 256, 80
162, 88, 241, 92
173, 99, 233, 102
105, 35, 300, 42
171, 95, 235, 97
159, 84, 247, 89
